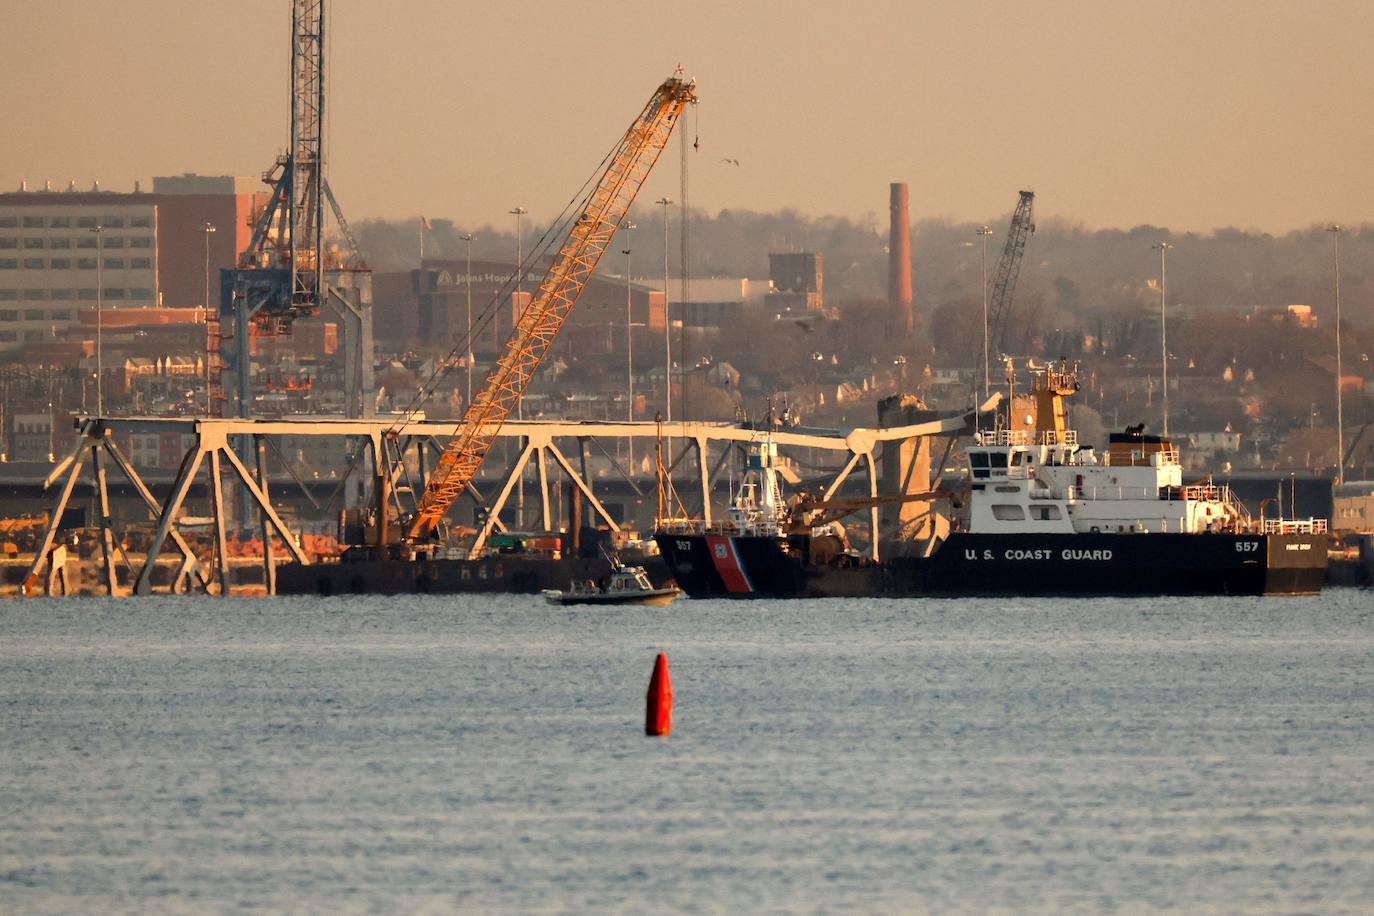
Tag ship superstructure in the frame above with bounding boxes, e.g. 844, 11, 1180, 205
961, 361, 1261, 538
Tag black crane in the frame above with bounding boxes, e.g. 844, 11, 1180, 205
985, 190, 1036, 357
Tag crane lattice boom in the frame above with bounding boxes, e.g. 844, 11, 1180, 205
406, 75, 698, 544
986, 190, 1035, 356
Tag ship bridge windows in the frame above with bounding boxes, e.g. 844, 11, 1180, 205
1032, 506, 1062, 521
991, 504, 1025, 521
969, 451, 989, 479
969, 449, 1010, 479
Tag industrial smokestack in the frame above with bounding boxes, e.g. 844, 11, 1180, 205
888, 182, 914, 336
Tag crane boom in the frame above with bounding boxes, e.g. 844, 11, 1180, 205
985, 190, 1035, 356
406, 75, 698, 545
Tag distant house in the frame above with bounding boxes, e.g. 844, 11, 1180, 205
1247, 304, 1318, 328
1305, 355, 1366, 394
1187, 430, 1242, 453
1333, 481, 1374, 532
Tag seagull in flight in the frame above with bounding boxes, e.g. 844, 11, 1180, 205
720, 157, 741, 166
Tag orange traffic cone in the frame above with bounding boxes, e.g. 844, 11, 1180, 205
645, 652, 672, 736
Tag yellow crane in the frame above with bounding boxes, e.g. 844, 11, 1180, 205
405, 74, 697, 553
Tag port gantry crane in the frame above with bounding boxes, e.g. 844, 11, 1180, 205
398, 74, 698, 558
984, 190, 1036, 359
212, 0, 370, 419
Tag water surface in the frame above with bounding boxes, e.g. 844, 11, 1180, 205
2, 593, 1372, 911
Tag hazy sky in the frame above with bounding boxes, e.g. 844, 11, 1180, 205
5, 1, 1371, 233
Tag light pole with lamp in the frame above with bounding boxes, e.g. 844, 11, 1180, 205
459, 232, 475, 407
1152, 241, 1174, 438
199, 222, 216, 415
656, 197, 673, 423
622, 225, 637, 473
509, 208, 527, 417
508, 207, 526, 325
509, 207, 527, 526
622, 222, 637, 423
1328, 224, 1345, 484
90, 225, 104, 415
976, 225, 993, 403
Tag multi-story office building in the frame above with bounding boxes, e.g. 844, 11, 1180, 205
0, 191, 159, 350
0, 176, 267, 354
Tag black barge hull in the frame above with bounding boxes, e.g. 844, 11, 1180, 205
278, 555, 670, 597
654, 531, 1328, 598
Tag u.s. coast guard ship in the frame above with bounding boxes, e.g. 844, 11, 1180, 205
655, 361, 1327, 598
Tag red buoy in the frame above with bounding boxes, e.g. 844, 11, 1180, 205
645, 652, 672, 736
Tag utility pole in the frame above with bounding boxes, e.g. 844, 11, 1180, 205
460, 232, 475, 408
976, 225, 993, 404
1328, 224, 1345, 484
90, 225, 104, 416
1153, 241, 1174, 438
199, 222, 216, 415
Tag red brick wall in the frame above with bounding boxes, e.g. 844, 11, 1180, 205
154, 192, 268, 309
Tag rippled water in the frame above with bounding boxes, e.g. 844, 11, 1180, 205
2, 592, 1372, 912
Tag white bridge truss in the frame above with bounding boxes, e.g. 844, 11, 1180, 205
21, 409, 979, 598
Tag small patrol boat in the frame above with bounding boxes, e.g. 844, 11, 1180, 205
545, 557, 680, 607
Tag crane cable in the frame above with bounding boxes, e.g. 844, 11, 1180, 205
385, 139, 629, 440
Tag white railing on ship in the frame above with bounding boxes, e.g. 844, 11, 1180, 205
975, 429, 1030, 446
1261, 518, 1328, 535
1102, 446, 1179, 467
1080, 486, 1159, 500
1039, 429, 1078, 446
657, 519, 784, 537
1223, 486, 1252, 529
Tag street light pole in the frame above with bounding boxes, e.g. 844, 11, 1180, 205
509, 207, 527, 422
656, 197, 672, 423
623, 222, 636, 474
1329, 223, 1345, 484
90, 225, 104, 416
1153, 241, 1174, 438
976, 225, 993, 404
459, 232, 475, 408
622, 223, 636, 423
509, 207, 526, 320
199, 222, 217, 415
509, 207, 527, 526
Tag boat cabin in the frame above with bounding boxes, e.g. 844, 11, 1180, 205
566, 565, 656, 596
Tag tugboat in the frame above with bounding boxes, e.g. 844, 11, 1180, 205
655, 360, 1328, 598
544, 555, 681, 607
